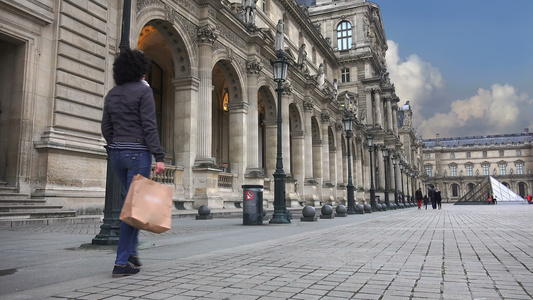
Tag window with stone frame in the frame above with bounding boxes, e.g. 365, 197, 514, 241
425, 165, 432, 177
500, 163, 506, 175
499, 150, 504, 157
516, 149, 522, 156
483, 164, 489, 176
337, 21, 352, 50
517, 162, 524, 175
452, 183, 459, 197
466, 165, 473, 176
466, 151, 471, 158
341, 67, 350, 83
483, 151, 487, 158
451, 165, 457, 177
450, 152, 455, 159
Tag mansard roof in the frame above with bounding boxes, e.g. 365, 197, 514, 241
423, 132, 532, 148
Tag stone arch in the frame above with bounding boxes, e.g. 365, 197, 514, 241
135, 8, 196, 77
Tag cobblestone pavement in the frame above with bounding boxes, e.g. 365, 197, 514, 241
2, 204, 533, 300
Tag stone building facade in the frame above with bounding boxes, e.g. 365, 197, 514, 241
422, 130, 533, 202
0, 0, 421, 214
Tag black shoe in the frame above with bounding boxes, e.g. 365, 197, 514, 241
112, 264, 140, 278
128, 255, 142, 268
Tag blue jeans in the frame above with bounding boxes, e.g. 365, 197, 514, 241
109, 149, 152, 265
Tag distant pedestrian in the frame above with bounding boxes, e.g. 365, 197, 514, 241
527, 194, 531, 204
423, 195, 429, 209
435, 188, 442, 209
415, 187, 423, 209
493, 195, 497, 205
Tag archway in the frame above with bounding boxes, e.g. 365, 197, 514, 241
0, 34, 25, 187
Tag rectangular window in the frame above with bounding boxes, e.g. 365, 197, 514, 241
467, 165, 473, 176
517, 163, 524, 175
516, 149, 521, 156
451, 166, 457, 177
341, 68, 350, 83
426, 166, 432, 177
450, 152, 455, 159
466, 152, 471, 158
452, 184, 458, 197
425, 153, 430, 159
499, 150, 504, 157
500, 164, 506, 175
483, 165, 489, 176
483, 151, 487, 158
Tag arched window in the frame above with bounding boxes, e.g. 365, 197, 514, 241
337, 21, 352, 50
452, 183, 459, 197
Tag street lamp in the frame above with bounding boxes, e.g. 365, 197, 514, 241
399, 161, 405, 206
269, 50, 290, 224
92, 0, 132, 245
367, 135, 376, 211
343, 112, 355, 214
381, 146, 390, 209
405, 166, 410, 206
392, 154, 398, 207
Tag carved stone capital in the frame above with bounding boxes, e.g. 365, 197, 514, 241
246, 59, 263, 75
282, 82, 292, 95
320, 112, 330, 123
197, 24, 218, 45
303, 100, 314, 111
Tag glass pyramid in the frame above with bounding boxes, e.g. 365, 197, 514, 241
454, 176, 526, 205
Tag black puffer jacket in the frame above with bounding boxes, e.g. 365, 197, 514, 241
101, 81, 164, 162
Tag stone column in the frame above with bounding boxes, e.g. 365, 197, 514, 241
172, 77, 200, 207
335, 124, 344, 203
377, 145, 385, 190
264, 119, 277, 205
228, 100, 249, 190
303, 100, 314, 181
365, 89, 373, 126
392, 102, 399, 136
196, 24, 217, 164
386, 97, 393, 133
374, 90, 382, 128
355, 139, 364, 190
282, 83, 291, 176
291, 130, 305, 198
245, 59, 262, 174
320, 113, 330, 184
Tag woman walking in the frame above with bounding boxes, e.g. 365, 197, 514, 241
101, 48, 165, 277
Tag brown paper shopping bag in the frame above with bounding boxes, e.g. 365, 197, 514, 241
120, 174, 173, 233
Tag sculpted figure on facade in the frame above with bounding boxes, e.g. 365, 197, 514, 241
275, 20, 284, 52
297, 44, 309, 74
332, 78, 338, 101
316, 63, 325, 88
242, 0, 258, 25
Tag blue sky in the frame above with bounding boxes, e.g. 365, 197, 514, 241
374, 0, 533, 138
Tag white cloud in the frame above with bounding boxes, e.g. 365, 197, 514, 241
386, 40, 533, 138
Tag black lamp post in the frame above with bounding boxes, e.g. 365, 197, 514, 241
92, 0, 132, 245
399, 162, 405, 205
405, 166, 411, 205
367, 135, 376, 211
269, 50, 290, 224
343, 112, 355, 214
392, 154, 398, 207
381, 146, 390, 209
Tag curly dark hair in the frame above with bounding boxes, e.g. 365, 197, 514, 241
112, 48, 150, 85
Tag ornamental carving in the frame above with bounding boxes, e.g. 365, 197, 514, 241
246, 59, 263, 75
321, 112, 330, 123
335, 123, 343, 132
217, 23, 246, 50
282, 82, 292, 95
197, 24, 218, 45
303, 100, 314, 111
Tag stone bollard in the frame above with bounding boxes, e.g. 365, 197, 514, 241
320, 205, 334, 219
300, 205, 318, 222
196, 205, 213, 220
335, 204, 347, 217
364, 203, 372, 213
355, 203, 365, 214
